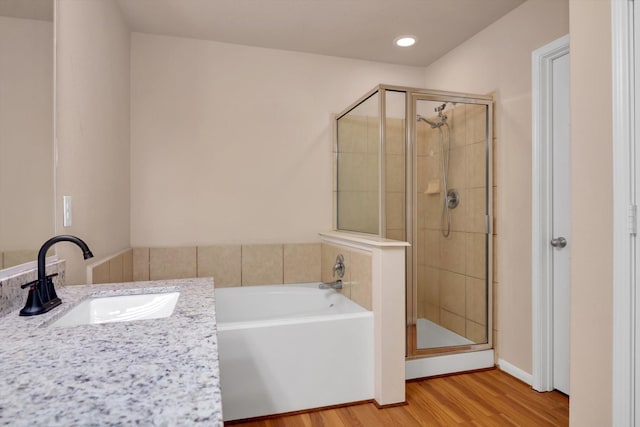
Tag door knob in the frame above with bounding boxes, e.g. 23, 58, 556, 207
550, 237, 567, 248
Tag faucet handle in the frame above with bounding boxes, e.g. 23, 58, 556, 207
20, 279, 38, 289
20, 273, 58, 289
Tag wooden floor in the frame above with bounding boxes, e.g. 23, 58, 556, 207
229, 369, 569, 426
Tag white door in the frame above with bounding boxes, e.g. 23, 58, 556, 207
551, 52, 571, 395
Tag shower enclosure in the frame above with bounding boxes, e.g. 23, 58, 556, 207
335, 85, 493, 360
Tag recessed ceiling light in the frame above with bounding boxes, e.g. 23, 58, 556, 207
394, 35, 417, 47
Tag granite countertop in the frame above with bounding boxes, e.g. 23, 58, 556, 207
0, 278, 222, 426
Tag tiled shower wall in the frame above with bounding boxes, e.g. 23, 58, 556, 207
88, 243, 372, 311
335, 115, 379, 234
416, 103, 493, 344
385, 117, 406, 241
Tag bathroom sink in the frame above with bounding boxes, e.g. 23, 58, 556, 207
49, 291, 180, 328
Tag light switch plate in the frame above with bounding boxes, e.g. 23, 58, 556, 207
63, 196, 72, 227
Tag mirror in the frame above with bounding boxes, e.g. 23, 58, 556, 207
0, 0, 54, 271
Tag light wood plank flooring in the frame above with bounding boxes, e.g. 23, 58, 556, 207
228, 369, 569, 426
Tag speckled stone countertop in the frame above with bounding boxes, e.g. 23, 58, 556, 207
0, 278, 222, 426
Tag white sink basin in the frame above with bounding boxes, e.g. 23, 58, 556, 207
49, 291, 180, 328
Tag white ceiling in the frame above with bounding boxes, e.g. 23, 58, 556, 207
116, 0, 525, 67
0, 0, 526, 67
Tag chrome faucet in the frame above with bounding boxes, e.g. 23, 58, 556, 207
19, 235, 94, 316
319, 254, 345, 290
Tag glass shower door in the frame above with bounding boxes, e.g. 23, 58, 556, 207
412, 96, 491, 353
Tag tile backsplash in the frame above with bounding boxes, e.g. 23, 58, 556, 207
88, 242, 372, 311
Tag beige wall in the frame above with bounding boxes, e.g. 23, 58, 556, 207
56, 0, 131, 284
0, 16, 53, 254
129, 33, 426, 247
569, 1, 612, 425
422, 0, 569, 371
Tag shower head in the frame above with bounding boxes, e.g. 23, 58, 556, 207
417, 114, 444, 129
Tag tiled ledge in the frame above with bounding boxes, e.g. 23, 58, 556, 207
319, 231, 411, 248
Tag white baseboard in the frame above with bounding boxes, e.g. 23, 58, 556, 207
497, 358, 533, 385
405, 350, 495, 380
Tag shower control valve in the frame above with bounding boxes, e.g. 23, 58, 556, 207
333, 254, 345, 279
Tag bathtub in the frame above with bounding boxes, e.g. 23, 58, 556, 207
215, 283, 374, 421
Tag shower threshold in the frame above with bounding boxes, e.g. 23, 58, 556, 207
416, 318, 474, 349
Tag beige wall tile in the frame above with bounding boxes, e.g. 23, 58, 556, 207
466, 104, 486, 145
466, 276, 487, 325
242, 244, 283, 286
386, 118, 405, 155
367, 115, 380, 153
466, 320, 487, 343
92, 262, 110, 284
386, 229, 405, 241
385, 192, 405, 231
349, 248, 372, 310
423, 267, 440, 305
149, 247, 197, 280
385, 154, 405, 193
416, 154, 441, 193
132, 247, 150, 281
122, 249, 133, 282
109, 255, 123, 283
283, 243, 321, 284
424, 124, 442, 155
425, 303, 440, 323
337, 115, 367, 153
440, 309, 465, 337
466, 187, 487, 233
449, 103, 466, 148
424, 229, 441, 268
449, 188, 467, 233
447, 146, 466, 190
467, 141, 486, 189
440, 231, 466, 274
336, 190, 379, 235
338, 152, 369, 192
197, 245, 241, 287
466, 232, 486, 279
422, 192, 441, 230
440, 271, 466, 316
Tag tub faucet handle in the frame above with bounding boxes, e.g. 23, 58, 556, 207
333, 254, 345, 279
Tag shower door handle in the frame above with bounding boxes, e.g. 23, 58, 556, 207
550, 237, 567, 248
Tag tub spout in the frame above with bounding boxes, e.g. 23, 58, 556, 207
319, 280, 343, 290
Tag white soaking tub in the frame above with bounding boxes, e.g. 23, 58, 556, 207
215, 283, 373, 421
